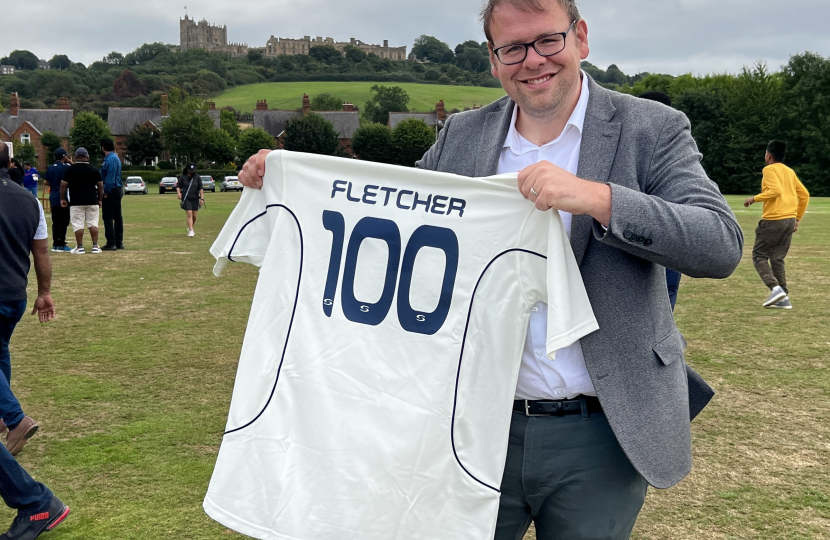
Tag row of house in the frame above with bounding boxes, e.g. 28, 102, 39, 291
0, 93, 73, 169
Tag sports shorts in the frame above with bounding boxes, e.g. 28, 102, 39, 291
70, 205, 100, 231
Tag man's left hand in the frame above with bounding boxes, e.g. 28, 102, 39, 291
60, 200, 68, 208
31, 294, 55, 323
744, 196, 756, 207
518, 161, 612, 227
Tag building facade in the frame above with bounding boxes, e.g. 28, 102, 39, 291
0, 93, 73, 170
264, 35, 406, 60
179, 15, 249, 56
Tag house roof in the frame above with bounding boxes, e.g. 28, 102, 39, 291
107, 108, 165, 136
388, 112, 438, 129
0, 109, 74, 137
254, 110, 360, 140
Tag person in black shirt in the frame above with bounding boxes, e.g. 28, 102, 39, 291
7, 159, 24, 186
60, 148, 104, 254
46, 149, 73, 253
177, 162, 204, 237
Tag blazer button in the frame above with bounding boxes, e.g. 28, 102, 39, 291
637, 236, 646, 244
624, 230, 633, 240
644, 238, 653, 246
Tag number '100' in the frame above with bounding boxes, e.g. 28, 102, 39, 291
322, 210, 459, 335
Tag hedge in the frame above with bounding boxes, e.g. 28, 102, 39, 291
121, 170, 240, 185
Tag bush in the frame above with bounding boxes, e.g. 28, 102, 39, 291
351, 123, 393, 163
390, 119, 435, 167
157, 160, 176, 170
283, 113, 340, 156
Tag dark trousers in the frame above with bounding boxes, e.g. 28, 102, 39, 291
0, 443, 52, 517
102, 188, 124, 247
666, 269, 682, 311
495, 408, 648, 540
752, 218, 797, 293
50, 205, 70, 249
0, 300, 26, 428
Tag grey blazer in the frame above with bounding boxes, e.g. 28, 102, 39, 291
416, 78, 743, 489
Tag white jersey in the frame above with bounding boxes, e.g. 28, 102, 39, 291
205, 151, 598, 540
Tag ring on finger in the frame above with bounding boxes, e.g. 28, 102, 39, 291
530, 187, 539, 197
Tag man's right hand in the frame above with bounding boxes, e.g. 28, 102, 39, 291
238, 149, 272, 190
31, 294, 55, 323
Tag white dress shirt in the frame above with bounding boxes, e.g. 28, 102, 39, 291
497, 72, 597, 400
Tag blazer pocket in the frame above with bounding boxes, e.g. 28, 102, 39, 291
652, 329, 686, 366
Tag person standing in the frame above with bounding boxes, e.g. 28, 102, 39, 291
0, 144, 71, 538
100, 138, 124, 251
177, 163, 204, 238
744, 140, 810, 309
45, 149, 73, 253
7, 159, 24, 186
22, 162, 39, 198
60, 148, 104, 255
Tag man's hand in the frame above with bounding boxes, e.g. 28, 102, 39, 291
744, 196, 756, 207
795, 220, 800, 232
518, 161, 612, 227
31, 294, 55, 323
60, 200, 68, 208
238, 149, 272, 190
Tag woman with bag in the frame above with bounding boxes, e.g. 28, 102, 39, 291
177, 162, 204, 237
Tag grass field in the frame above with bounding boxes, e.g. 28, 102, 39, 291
214, 81, 507, 114
4, 192, 829, 539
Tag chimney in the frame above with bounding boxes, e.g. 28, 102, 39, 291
256, 99, 268, 111
472, 103, 481, 110
342, 102, 354, 112
206, 101, 216, 110
435, 100, 446, 122
383, 40, 389, 48
161, 94, 169, 116
57, 97, 71, 110
302, 94, 310, 116
9, 93, 20, 116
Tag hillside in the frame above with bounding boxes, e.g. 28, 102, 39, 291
214, 82, 507, 114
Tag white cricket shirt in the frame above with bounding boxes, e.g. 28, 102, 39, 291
205, 151, 598, 540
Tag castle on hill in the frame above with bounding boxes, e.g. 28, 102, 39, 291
174, 15, 406, 61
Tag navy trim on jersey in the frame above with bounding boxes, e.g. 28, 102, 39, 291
450, 248, 546, 493
224, 204, 304, 435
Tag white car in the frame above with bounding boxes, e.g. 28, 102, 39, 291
124, 176, 148, 195
220, 176, 243, 192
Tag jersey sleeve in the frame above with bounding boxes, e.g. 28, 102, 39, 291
35, 200, 48, 240
210, 151, 286, 276
544, 212, 599, 357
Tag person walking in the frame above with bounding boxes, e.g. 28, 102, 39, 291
45, 149, 73, 253
0, 144, 71, 540
744, 140, 810, 309
21, 162, 39, 198
177, 163, 204, 237
60, 148, 104, 255
239, 1, 742, 537
100, 138, 124, 251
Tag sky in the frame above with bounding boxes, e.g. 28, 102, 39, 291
3, 0, 829, 76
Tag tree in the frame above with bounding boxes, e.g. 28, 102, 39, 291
40, 132, 63, 158
390, 119, 435, 167
283, 113, 340, 156
7, 50, 39, 70
344, 45, 367, 63
113, 70, 147, 98
311, 93, 345, 111
124, 43, 169, 66
104, 52, 124, 65
238, 128, 276, 160
125, 124, 164, 166
204, 129, 237, 165
412, 36, 454, 64
15, 142, 37, 165
220, 109, 242, 141
69, 112, 112, 164
309, 45, 342, 65
351, 123, 393, 163
363, 85, 410, 125
161, 93, 214, 161
49, 55, 71, 70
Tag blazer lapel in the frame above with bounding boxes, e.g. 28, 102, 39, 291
572, 79, 621, 266
475, 99, 515, 177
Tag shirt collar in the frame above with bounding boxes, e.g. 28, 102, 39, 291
504, 70, 591, 155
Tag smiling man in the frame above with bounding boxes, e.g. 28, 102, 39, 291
238, 0, 743, 538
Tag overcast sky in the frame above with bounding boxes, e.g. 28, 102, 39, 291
3, 0, 828, 76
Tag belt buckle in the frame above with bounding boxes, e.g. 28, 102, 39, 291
523, 400, 547, 417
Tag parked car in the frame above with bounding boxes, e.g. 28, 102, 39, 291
159, 177, 179, 194
220, 176, 242, 192
124, 176, 148, 195
201, 175, 216, 193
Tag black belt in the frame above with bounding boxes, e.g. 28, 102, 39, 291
513, 396, 602, 417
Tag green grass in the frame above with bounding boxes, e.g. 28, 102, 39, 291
214, 81, 507, 114
4, 193, 829, 539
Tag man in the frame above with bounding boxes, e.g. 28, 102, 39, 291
238, 1, 743, 538
0, 144, 70, 540
60, 148, 104, 255
21, 162, 39, 198
99, 138, 124, 251
45, 149, 73, 253
744, 140, 810, 310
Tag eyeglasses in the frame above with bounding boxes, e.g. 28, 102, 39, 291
492, 21, 576, 66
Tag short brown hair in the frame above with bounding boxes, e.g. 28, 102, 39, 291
480, 0, 581, 43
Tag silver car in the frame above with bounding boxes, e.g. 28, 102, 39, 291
201, 175, 216, 193
124, 176, 148, 195
159, 177, 178, 194
220, 176, 242, 192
